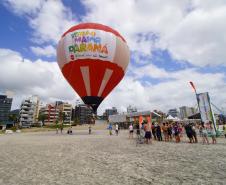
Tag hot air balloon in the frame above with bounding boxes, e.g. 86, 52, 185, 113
57, 23, 130, 113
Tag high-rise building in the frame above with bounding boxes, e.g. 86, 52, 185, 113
127, 105, 137, 113
39, 104, 59, 124
0, 95, 13, 124
56, 102, 72, 123
179, 106, 195, 119
19, 95, 40, 127
72, 104, 92, 124
104, 107, 118, 119
167, 108, 179, 118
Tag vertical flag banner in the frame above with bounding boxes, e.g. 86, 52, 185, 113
197, 92, 217, 131
139, 115, 143, 128
189, 81, 196, 92
147, 115, 152, 128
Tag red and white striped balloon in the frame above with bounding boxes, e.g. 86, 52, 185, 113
57, 23, 130, 112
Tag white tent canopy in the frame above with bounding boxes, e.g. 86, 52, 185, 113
166, 115, 181, 121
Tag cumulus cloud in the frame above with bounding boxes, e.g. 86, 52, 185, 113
3, 0, 77, 44
1, 48, 226, 114
82, 0, 226, 67
161, 3, 226, 66
1, 0, 226, 114
3, 0, 43, 15
99, 66, 226, 113
30, 45, 56, 57
4, 0, 226, 66
0, 48, 78, 110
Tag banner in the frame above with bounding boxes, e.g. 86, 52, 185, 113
139, 115, 143, 128
65, 29, 116, 62
197, 92, 217, 131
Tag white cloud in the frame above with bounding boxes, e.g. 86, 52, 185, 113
82, 0, 226, 66
30, 45, 56, 57
131, 64, 170, 79
162, 3, 226, 66
99, 66, 226, 114
4, 0, 226, 66
3, 0, 43, 15
82, 0, 188, 55
3, 0, 77, 44
0, 48, 78, 110
1, 48, 226, 114
2, 1, 226, 114
29, 0, 76, 44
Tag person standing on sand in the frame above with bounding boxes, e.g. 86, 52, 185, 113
151, 122, 157, 140
179, 123, 183, 138
56, 123, 59, 134
60, 124, 63, 134
209, 122, 216, 144
173, 122, 180, 143
191, 123, 198, 143
144, 121, 152, 144
89, 125, 91, 134
156, 123, 162, 141
200, 123, 209, 145
108, 123, 113, 135
224, 124, 226, 138
115, 123, 119, 136
184, 123, 194, 143
167, 123, 172, 141
129, 124, 133, 139
162, 123, 168, 142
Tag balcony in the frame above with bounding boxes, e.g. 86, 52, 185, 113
20, 113, 29, 117
28, 110, 34, 115
20, 110, 26, 113
21, 105, 28, 109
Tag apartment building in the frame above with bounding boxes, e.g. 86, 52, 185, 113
39, 104, 59, 124
56, 102, 72, 123
19, 95, 40, 127
0, 95, 12, 125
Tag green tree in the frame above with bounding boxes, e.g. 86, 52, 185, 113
8, 114, 18, 126
59, 111, 67, 124
62, 112, 66, 123
38, 114, 47, 126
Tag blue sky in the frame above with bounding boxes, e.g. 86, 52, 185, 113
0, 0, 226, 113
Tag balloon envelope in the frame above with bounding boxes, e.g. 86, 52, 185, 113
57, 23, 130, 112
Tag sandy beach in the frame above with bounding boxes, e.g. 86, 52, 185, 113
0, 129, 226, 185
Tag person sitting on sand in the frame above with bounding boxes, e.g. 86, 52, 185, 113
67, 126, 72, 135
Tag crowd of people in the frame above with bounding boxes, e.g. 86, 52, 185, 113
126, 120, 218, 145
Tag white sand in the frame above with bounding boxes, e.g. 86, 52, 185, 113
0, 130, 226, 185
